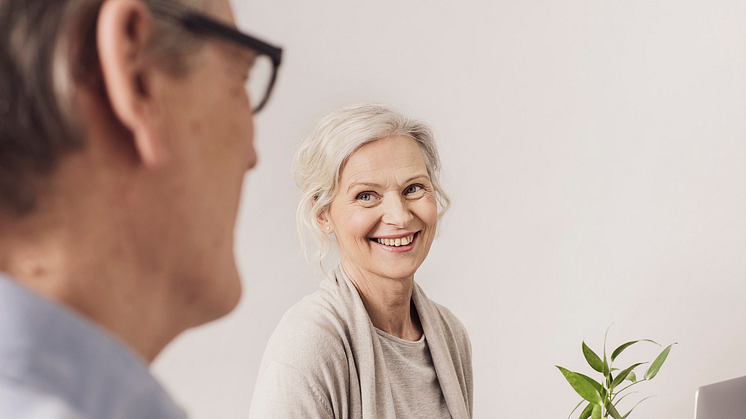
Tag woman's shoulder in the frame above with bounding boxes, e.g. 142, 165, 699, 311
416, 287, 472, 350
250, 284, 351, 418
260, 282, 350, 374
281, 281, 348, 335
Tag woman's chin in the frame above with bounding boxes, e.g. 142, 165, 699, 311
375, 267, 420, 282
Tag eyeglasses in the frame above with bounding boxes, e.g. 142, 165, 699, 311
149, 2, 283, 113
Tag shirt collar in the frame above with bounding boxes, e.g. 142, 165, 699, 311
0, 274, 186, 419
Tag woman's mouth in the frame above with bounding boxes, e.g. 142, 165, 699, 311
369, 232, 419, 249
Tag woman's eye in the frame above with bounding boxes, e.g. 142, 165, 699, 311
404, 184, 423, 194
357, 192, 373, 201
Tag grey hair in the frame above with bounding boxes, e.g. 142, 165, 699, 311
0, 0, 211, 214
294, 103, 451, 271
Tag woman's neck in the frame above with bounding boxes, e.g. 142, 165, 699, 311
340, 259, 422, 341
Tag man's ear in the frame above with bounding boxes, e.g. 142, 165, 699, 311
97, 0, 166, 167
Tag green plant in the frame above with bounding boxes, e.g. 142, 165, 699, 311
556, 328, 676, 419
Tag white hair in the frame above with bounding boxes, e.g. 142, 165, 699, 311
294, 103, 451, 271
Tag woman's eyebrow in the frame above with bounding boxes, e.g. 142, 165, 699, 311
402, 174, 430, 183
346, 174, 429, 193
347, 182, 382, 193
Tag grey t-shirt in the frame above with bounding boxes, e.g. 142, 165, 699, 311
376, 329, 452, 419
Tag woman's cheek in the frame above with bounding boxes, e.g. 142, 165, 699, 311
421, 196, 439, 224
349, 214, 378, 239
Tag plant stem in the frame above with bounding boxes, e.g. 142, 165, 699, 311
604, 358, 613, 418
611, 380, 646, 402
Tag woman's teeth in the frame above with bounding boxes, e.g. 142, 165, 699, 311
375, 234, 416, 247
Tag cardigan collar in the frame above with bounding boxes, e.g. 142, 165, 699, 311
329, 265, 470, 419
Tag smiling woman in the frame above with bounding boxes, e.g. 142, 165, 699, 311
295, 104, 451, 270
325, 135, 440, 293
249, 103, 473, 419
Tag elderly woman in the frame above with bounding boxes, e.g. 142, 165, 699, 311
249, 104, 472, 419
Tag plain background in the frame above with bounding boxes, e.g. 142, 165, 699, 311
152, 0, 746, 417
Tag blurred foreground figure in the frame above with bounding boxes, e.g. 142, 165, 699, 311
0, 0, 281, 417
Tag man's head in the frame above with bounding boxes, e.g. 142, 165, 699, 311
0, 0, 264, 347
0, 0, 223, 211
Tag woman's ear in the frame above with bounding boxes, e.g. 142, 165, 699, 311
97, 0, 167, 167
317, 209, 333, 234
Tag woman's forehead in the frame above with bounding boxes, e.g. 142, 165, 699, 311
344, 136, 424, 170
346, 135, 423, 168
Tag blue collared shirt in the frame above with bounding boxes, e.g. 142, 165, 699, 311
0, 273, 187, 419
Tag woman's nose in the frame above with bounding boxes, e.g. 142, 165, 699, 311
381, 196, 414, 227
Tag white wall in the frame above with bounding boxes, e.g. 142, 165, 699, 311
152, 0, 746, 417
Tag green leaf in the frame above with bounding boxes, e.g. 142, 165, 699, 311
577, 372, 605, 398
591, 404, 601, 419
626, 371, 637, 383
606, 401, 623, 419
603, 355, 610, 381
557, 366, 603, 405
611, 339, 659, 362
644, 343, 677, 380
579, 403, 594, 419
583, 341, 604, 373
603, 326, 612, 379
610, 363, 646, 391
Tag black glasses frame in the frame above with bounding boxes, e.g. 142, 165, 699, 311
149, 2, 283, 113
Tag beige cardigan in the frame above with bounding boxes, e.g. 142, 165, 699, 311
249, 267, 473, 419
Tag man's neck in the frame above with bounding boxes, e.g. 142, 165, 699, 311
0, 194, 184, 363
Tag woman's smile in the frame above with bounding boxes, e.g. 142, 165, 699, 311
369, 232, 419, 252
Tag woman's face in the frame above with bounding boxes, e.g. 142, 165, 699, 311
324, 135, 439, 282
